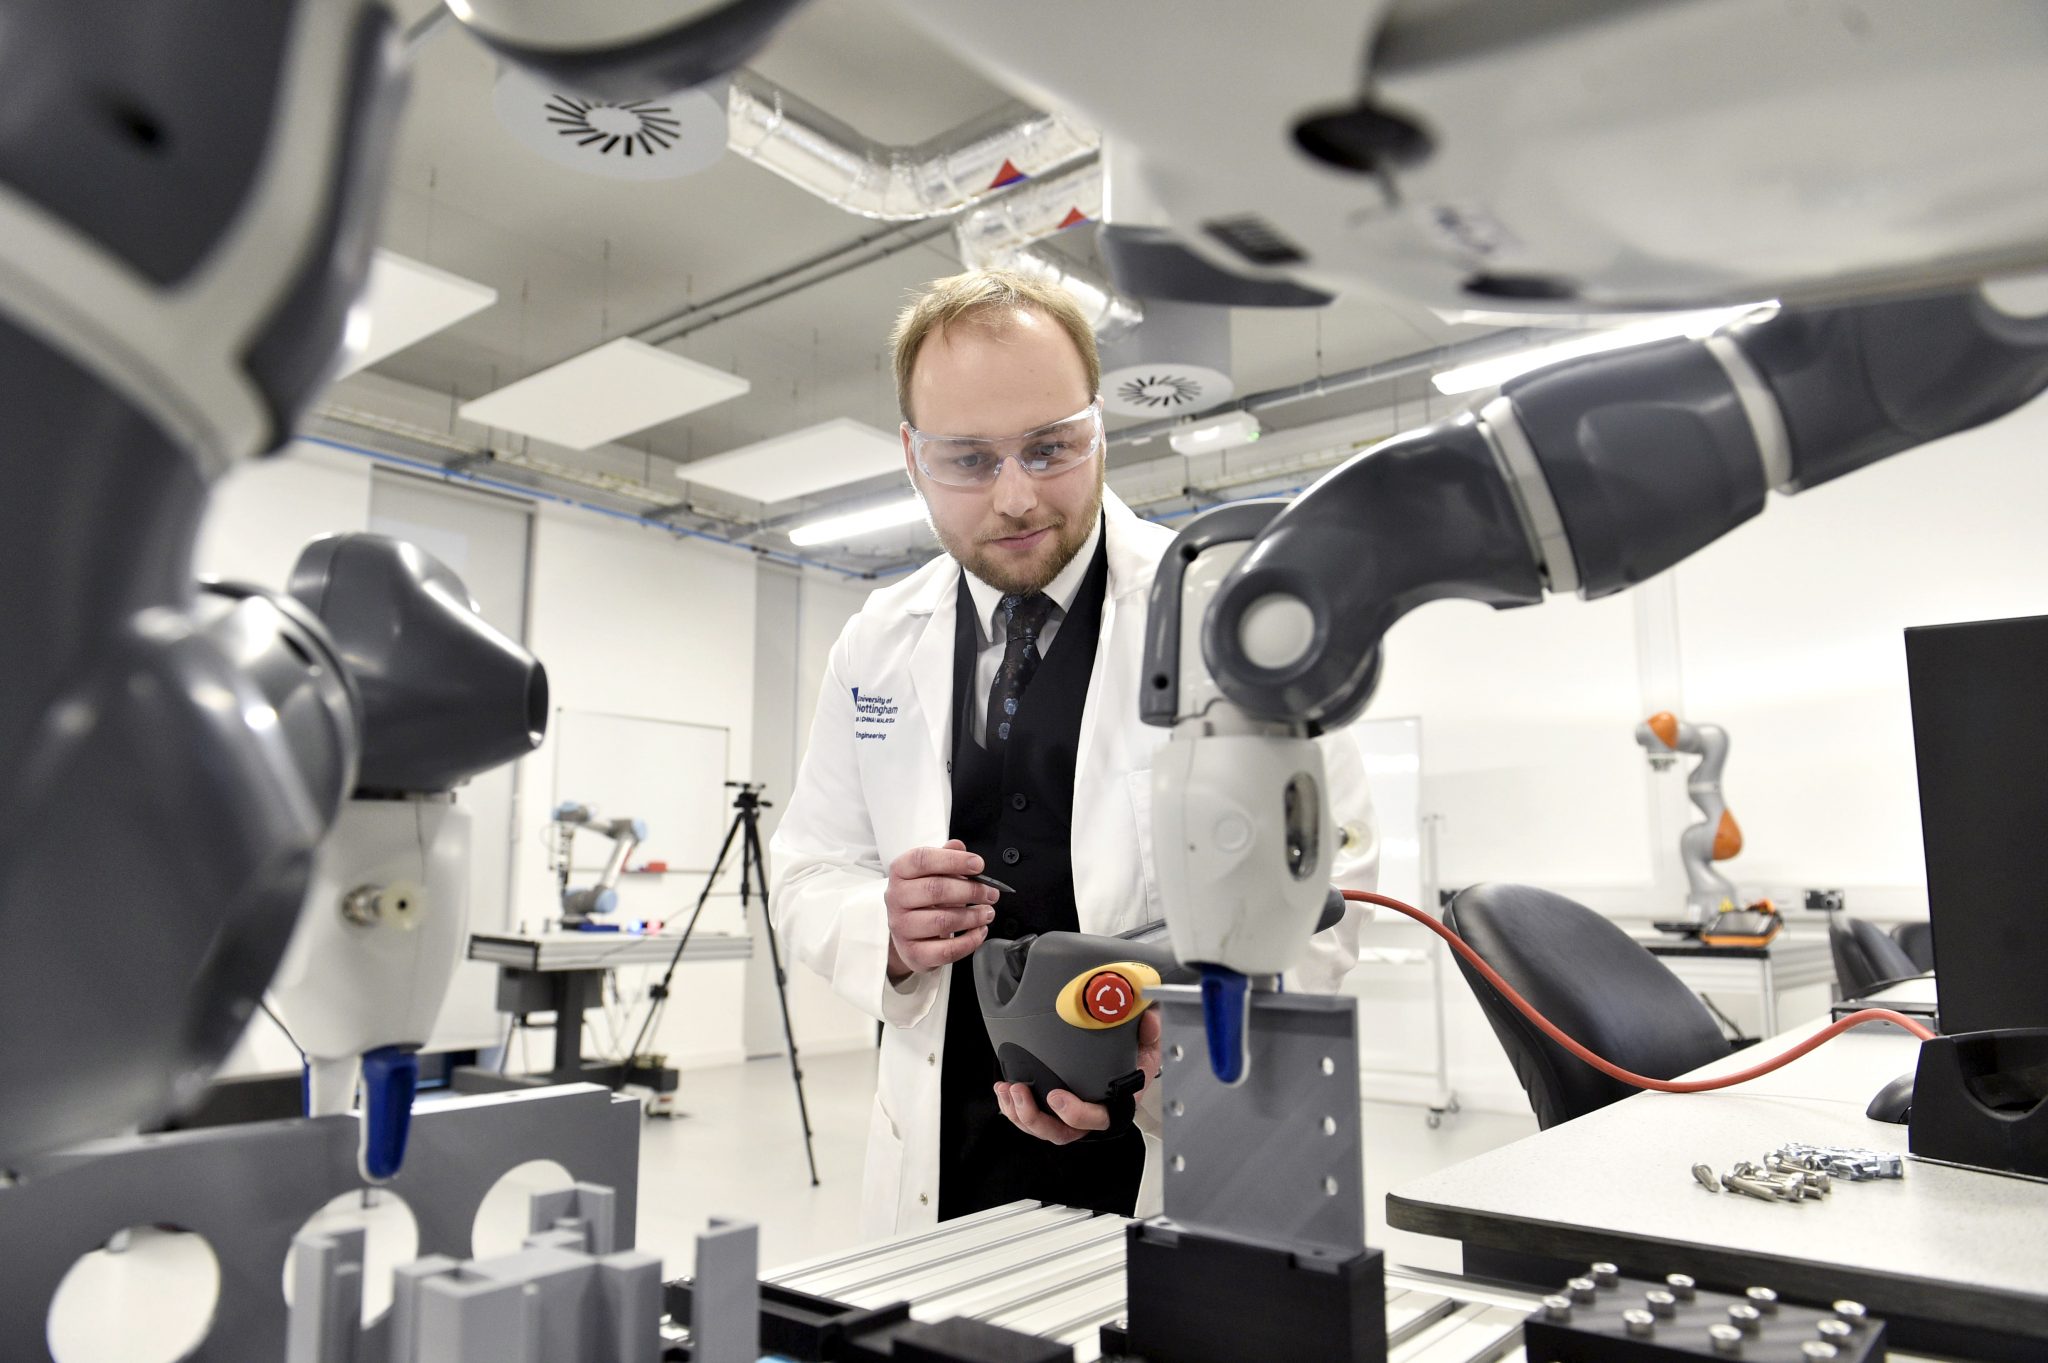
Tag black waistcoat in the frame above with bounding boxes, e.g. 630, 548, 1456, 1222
937, 528, 1143, 1219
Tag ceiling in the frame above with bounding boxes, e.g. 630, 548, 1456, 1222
329, 0, 1497, 573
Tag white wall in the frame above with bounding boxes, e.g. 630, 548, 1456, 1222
1671, 405, 2048, 911
511, 504, 763, 1072
744, 565, 881, 1061
196, 440, 372, 582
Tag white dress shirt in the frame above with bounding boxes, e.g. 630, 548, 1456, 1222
959, 515, 1104, 747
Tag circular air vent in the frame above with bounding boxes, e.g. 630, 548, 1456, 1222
1097, 299, 1236, 418
494, 65, 728, 181
1104, 365, 1234, 415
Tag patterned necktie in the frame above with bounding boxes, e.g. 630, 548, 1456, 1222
985, 592, 1056, 750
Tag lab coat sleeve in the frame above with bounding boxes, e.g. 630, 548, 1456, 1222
1287, 727, 1380, 995
769, 622, 941, 1029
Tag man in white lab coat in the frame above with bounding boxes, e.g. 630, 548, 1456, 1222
771, 269, 1378, 1238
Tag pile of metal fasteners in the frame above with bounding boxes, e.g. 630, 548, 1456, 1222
1769, 1143, 1905, 1181
1690, 1144, 1903, 1203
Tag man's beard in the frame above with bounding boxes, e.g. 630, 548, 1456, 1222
940, 477, 1103, 596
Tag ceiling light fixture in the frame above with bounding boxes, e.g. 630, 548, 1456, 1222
679, 419, 903, 502
1168, 409, 1262, 456
341, 250, 497, 376
458, 338, 749, 450
1431, 303, 1777, 396
787, 498, 927, 547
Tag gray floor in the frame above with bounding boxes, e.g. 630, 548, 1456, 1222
633, 1047, 1537, 1280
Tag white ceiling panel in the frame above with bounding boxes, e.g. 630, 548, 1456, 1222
343, 250, 497, 375
678, 417, 904, 502
458, 337, 750, 450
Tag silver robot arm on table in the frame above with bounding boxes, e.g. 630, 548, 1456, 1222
1635, 712, 1742, 924
1143, 287, 2048, 1084
553, 804, 650, 925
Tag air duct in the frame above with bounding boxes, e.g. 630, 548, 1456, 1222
723, 70, 1096, 220
1008, 246, 1142, 339
1097, 298, 1233, 416
955, 161, 1104, 270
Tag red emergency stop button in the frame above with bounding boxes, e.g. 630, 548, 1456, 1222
1056, 961, 1161, 1029
1084, 970, 1136, 1023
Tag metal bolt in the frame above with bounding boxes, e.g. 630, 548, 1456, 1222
1759, 1172, 1807, 1202
1709, 1322, 1745, 1355
1746, 1286, 1780, 1314
1666, 1272, 1697, 1301
1645, 1288, 1677, 1318
1723, 1173, 1786, 1203
1693, 1163, 1721, 1192
1540, 1295, 1573, 1322
1622, 1308, 1655, 1337
1728, 1303, 1763, 1333
1566, 1276, 1598, 1303
1816, 1319, 1854, 1342
1832, 1300, 1869, 1328
1591, 1261, 1619, 1288
1801, 1344, 1840, 1360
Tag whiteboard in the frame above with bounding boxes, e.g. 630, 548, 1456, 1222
1348, 715, 1425, 913
550, 709, 731, 874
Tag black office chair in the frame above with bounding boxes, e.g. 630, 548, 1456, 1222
1890, 920, 1936, 974
1829, 914, 1922, 998
1442, 884, 1732, 1130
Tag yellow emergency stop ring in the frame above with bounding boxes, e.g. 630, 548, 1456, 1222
1055, 962, 1162, 1030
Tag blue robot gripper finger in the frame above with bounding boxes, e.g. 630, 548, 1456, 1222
359, 1045, 421, 1183
1199, 965, 1251, 1086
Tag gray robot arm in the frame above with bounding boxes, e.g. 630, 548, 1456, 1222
1161, 288, 2048, 732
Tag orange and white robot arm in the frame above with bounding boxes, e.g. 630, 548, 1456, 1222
1635, 712, 1743, 923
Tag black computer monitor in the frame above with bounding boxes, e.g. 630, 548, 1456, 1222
1904, 612, 2048, 1035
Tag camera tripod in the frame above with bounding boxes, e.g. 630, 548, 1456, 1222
624, 780, 818, 1185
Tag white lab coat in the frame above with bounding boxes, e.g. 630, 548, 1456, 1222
770, 489, 1379, 1238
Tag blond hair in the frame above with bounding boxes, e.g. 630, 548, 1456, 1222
890, 268, 1100, 424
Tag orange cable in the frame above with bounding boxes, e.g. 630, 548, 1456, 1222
1341, 889, 1934, 1094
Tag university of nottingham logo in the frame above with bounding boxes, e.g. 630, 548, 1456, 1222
852, 687, 899, 739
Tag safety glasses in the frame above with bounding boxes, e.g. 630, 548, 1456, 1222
907, 399, 1103, 489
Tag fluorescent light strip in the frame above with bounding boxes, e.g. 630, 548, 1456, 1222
1432, 303, 1776, 395
1169, 410, 1262, 456
787, 498, 927, 546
